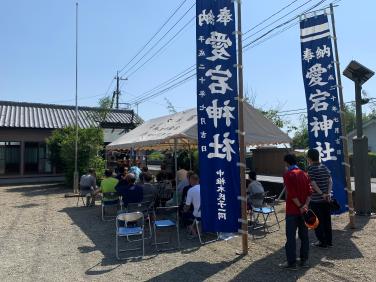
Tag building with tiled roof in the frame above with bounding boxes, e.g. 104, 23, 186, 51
0, 100, 142, 182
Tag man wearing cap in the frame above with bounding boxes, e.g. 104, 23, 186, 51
280, 154, 312, 270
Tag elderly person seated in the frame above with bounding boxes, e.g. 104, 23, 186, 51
247, 171, 265, 220
79, 168, 97, 206
184, 174, 201, 236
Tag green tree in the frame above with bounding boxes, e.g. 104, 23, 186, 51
291, 116, 309, 149
47, 126, 104, 185
89, 96, 113, 126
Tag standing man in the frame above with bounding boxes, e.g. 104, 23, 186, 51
307, 148, 333, 249
280, 154, 312, 270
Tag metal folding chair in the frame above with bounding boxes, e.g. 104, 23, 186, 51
101, 192, 120, 221
251, 195, 280, 234
157, 181, 174, 205
115, 212, 145, 260
127, 200, 154, 239
192, 217, 219, 245
153, 205, 180, 251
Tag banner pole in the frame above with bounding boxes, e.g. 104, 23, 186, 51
236, 0, 248, 255
329, 3, 355, 228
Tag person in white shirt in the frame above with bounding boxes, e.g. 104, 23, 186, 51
247, 171, 265, 208
184, 174, 200, 235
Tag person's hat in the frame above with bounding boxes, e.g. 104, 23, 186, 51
303, 209, 319, 229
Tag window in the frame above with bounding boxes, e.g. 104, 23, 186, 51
0, 142, 21, 175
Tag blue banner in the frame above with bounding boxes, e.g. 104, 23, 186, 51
300, 14, 347, 213
196, 0, 240, 232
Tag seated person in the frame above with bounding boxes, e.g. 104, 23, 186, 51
115, 173, 143, 208
247, 171, 265, 211
180, 171, 195, 207
156, 163, 172, 182
141, 172, 157, 203
115, 166, 125, 181
176, 165, 188, 184
95, 169, 119, 202
184, 174, 201, 235
138, 166, 149, 184
129, 161, 142, 182
79, 168, 97, 206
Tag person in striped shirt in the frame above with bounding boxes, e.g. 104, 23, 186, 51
307, 148, 333, 249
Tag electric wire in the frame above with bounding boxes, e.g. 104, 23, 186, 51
118, 0, 190, 74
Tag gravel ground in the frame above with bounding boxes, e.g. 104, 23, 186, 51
0, 183, 375, 282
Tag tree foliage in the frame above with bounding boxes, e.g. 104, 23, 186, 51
47, 126, 104, 185
87, 96, 113, 126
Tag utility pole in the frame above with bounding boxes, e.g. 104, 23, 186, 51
73, 2, 79, 194
329, 4, 355, 227
112, 71, 127, 109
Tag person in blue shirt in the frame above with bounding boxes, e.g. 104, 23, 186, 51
129, 161, 142, 182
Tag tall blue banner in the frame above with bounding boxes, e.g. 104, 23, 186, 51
300, 14, 347, 213
196, 0, 240, 232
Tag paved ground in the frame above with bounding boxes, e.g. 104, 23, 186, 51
0, 183, 375, 282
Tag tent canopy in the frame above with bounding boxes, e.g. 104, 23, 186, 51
107, 103, 291, 150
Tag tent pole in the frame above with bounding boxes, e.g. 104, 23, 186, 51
174, 138, 178, 205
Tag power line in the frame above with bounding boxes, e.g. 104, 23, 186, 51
132, 73, 196, 105
118, 0, 190, 74
243, 0, 318, 43
120, 2, 195, 77
126, 15, 195, 79
127, 64, 195, 104
243, 0, 300, 36
127, 0, 335, 107
243, 0, 327, 49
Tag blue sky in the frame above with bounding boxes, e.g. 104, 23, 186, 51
0, 0, 375, 125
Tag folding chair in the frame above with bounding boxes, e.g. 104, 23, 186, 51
101, 192, 120, 221
153, 206, 180, 251
76, 192, 86, 207
127, 201, 154, 239
115, 212, 145, 260
76, 186, 94, 207
157, 181, 174, 206
192, 217, 219, 245
251, 195, 280, 234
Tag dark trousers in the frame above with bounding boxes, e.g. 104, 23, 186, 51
285, 215, 309, 265
310, 201, 332, 246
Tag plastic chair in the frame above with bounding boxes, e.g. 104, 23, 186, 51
101, 192, 120, 221
153, 206, 180, 251
251, 195, 280, 234
115, 212, 145, 260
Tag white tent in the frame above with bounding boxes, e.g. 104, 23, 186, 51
106, 102, 291, 151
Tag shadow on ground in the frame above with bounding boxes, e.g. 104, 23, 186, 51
4, 183, 68, 197
60, 205, 218, 276
60, 200, 369, 280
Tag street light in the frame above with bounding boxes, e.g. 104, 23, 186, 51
343, 60, 374, 215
